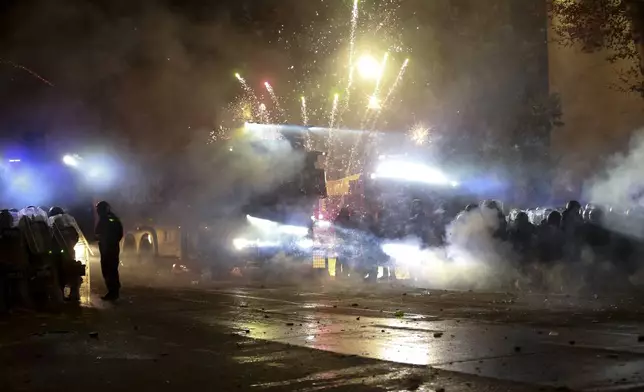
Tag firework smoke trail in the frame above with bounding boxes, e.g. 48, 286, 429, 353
345, 52, 390, 175
346, 0, 359, 93
264, 82, 286, 122
337, 0, 360, 127
301, 96, 313, 150
235, 73, 260, 119
328, 94, 340, 131
300, 96, 309, 126
258, 102, 270, 124
326, 93, 340, 168
369, 58, 409, 130
360, 52, 388, 127
0, 59, 54, 87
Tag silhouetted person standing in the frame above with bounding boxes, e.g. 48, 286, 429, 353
95, 201, 123, 301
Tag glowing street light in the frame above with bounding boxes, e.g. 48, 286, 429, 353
357, 54, 381, 80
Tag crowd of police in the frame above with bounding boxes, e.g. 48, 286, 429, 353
0, 201, 124, 313
0, 206, 84, 313
474, 200, 638, 274
332, 199, 641, 284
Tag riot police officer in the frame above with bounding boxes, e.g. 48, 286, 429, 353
561, 200, 583, 262
508, 211, 535, 256
48, 206, 82, 302
95, 201, 123, 301
480, 200, 507, 240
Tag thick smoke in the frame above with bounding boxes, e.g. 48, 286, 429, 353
585, 130, 644, 211
379, 205, 622, 294
0, 0, 298, 207
184, 130, 306, 214
381, 206, 521, 291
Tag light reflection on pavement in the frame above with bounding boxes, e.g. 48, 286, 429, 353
156, 285, 644, 391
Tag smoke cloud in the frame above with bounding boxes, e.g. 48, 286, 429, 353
584, 130, 644, 210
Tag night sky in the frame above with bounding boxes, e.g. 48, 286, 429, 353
0, 0, 545, 159
1, 0, 640, 206
0, 0, 256, 153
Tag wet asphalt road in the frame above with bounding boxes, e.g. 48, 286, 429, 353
3, 275, 644, 391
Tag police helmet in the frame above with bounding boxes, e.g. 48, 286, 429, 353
588, 207, 604, 224
0, 209, 13, 230
96, 201, 111, 215
48, 206, 64, 217
515, 211, 530, 225
482, 199, 502, 212
566, 200, 581, 211
547, 210, 562, 226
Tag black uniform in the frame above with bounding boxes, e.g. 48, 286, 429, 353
95, 212, 123, 299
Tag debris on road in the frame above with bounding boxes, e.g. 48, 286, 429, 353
286, 323, 294, 326
394, 310, 405, 318
433, 332, 444, 338
88, 332, 99, 339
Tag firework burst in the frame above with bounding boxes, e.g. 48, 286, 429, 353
409, 123, 430, 146
222, 1, 412, 178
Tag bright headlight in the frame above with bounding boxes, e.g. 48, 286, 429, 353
232, 238, 280, 250
381, 243, 425, 266
280, 225, 309, 236
297, 238, 314, 249
246, 215, 277, 228
314, 220, 331, 228
374, 160, 456, 186
233, 238, 250, 250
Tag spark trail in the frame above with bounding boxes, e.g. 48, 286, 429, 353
258, 103, 270, 124
346, 0, 359, 93
301, 96, 313, 150
329, 93, 340, 130
235, 73, 260, 119
369, 58, 409, 130
337, 0, 360, 127
362, 52, 389, 127
264, 82, 286, 122
347, 58, 410, 175
346, 52, 390, 175
300, 96, 308, 126
0, 59, 54, 86
326, 94, 340, 168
